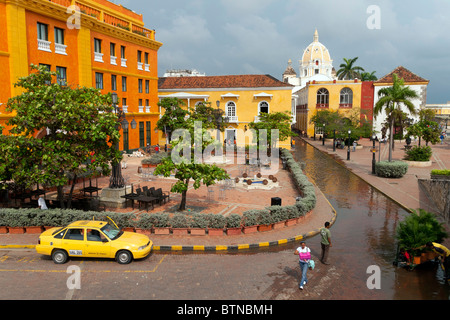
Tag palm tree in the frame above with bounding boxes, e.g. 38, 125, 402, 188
360, 71, 378, 81
336, 57, 365, 80
374, 73, 419, 162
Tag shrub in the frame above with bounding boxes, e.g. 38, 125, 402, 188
169, 213, 191, 228
205, 213, 226, 229
404, 146, 432, 162
150, 213, 170, 228
431, 169, 450, 176
134, 213, 154, 229
396, 209, 448, 255
242, 210, 261, 226
256, 209, 275, 226
375, 161, 408, 178
142, 152, 169, 165
191, 213, 208, 229
226, 214, 242, 228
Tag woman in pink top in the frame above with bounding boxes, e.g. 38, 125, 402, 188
295, 241, 311, 290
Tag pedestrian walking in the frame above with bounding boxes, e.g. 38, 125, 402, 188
320, 221, 332, 265
155, 144, 160, 154
295, 241, 311, 290
440, 133, 445, 144
352, 141, 357, 152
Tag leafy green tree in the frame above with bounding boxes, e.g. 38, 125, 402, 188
336, 57, 365, 80
249, 111, 295, 150
374, 73, 418, 161
2, 64, 121, 208
156, 97, 189, 144
153, 101, 229, 211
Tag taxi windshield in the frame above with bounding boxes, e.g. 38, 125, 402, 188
101, 223, 123, 240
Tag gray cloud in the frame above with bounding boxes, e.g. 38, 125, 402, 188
128, 0, 449, 103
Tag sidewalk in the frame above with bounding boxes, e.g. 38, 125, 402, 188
304, 135, 449, 216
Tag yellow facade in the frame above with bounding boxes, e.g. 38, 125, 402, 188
294, 80, 363, 137
158, 75, 294, 150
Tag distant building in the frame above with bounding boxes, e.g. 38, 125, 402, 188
283, 29, 336, 89
163, 69, 205, 77
158, 74, 294, 149
372, 66, 429, 138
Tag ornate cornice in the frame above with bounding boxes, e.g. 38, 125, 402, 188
4, 0, 162, 51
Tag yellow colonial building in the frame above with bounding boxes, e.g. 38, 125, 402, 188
158, 74, 294, 149
293, 79, 366, 138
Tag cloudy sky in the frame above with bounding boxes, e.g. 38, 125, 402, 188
115, 0, 450, 103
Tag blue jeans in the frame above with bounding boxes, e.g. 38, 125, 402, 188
299, 260, 309, 286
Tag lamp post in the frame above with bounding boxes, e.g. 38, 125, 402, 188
347, 130, 351, 161
322, 123, 325, 146
372, 134, 376, 174
109, 92, 125, 189
333, 129, 336, 152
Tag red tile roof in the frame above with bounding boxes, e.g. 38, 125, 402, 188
158, 74, 293, 89
375, 66, 429, 84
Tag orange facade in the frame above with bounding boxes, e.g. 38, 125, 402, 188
0, 0, 162, 151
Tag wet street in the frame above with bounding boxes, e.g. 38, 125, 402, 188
0, 139, 448, 301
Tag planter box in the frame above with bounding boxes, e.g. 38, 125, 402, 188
225, 227, 242, 236
190, 228, 206, 236
135, 228, 152, 236
273, 221, 285, 230
25, 226, 43, 234
154, 227, 170, 235
258, 224, 273, 232
404, 160, 432, 167
208, 228, 224, 236
172, 228, 189, 236
8, 227, 25, 234
285, 218, 298, 227
0, 226, 8, 234
243, 226, 258, 234
431, 175, 450, 180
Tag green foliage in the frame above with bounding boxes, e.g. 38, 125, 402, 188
205, 213, 227, 229
142, 152, 169, 165
375, 161, 408, 178
431, 169, 450, 176
396, 209, 448, 253
336, 57, 365, 80
226, 214, 242, 228
249, 111, 296, 149
169, 213, 192, 228
191, 213, 209, 229
242, 210, 260, 226
149, 213, 170, 228
404, 146, 432, 162
2, 64, 121, 206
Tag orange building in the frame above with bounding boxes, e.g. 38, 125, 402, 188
0, 0, 162, 152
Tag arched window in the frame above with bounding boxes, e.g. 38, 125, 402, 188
258, 101, 269, 114
316, 88, 329, 108
226, 101, 237, 122
340, 88, 353, 108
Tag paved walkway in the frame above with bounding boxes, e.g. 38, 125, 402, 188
1, 133, 448, 251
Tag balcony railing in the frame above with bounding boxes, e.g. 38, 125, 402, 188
227, 116, 239, 123
138, 106, 144, 113
137, 62, 144, 70
94, 52, 103, 62
316, 103, 329, 108
121, 58, 127, 67
145, 64, 150, 72
55, 43, 67, 55
122, 105, 128, 113
339, 103, 353, 108
38, 39, 52, 52
110, 56, 117, 65
48, 0, 156, 41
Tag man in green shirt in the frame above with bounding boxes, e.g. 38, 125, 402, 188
320, 222, 332, 265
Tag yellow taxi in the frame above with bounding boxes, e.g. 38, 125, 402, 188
35, 217, 152, 264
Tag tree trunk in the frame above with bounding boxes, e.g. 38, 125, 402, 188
178, 178, 189, 211
66, 174, 77, 209
57, 186, 65, 209
389, 120, 394, 162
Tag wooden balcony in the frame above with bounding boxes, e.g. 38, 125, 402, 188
316, 104, 329, 109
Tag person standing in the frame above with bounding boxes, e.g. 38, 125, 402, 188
426, 242, 450, 280
38, 196, 48, 210
320, 221, 332, 265
295, 241, 311, 290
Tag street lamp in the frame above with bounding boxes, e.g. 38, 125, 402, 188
333, 129, 336, 152
109, 92, 125, 189
372, 134, 376, 174
322, 123, 326, 146
347, 130, 351, 161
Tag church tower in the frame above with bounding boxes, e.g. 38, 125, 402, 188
298, 29, 334, 86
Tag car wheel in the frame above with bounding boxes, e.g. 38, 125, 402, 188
116, 250, 133, 264
52, 249, 68, 264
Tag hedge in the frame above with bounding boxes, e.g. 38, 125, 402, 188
375, 161, 409, 178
